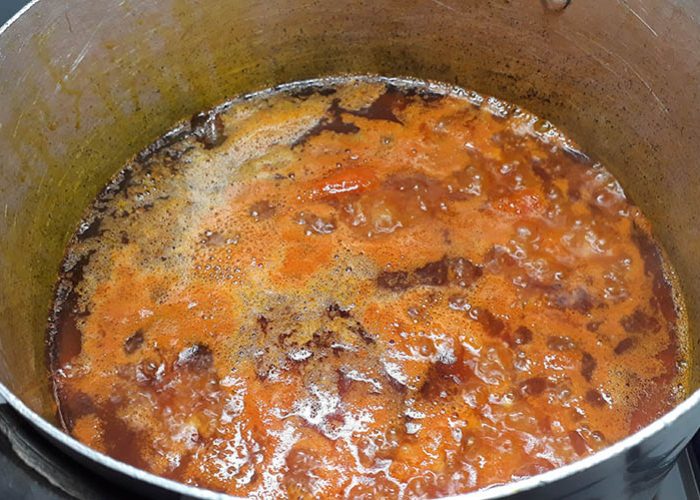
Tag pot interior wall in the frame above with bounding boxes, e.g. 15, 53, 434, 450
0, 0, 699, 420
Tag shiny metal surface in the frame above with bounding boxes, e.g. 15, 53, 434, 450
1, 0, 700, 498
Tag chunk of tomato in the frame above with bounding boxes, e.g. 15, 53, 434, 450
493, 189, 543, 216
304, 165, 378, 200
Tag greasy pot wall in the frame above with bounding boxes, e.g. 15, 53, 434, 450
0, 0, 698, 421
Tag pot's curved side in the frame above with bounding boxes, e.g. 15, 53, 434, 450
1, 0, 699, 498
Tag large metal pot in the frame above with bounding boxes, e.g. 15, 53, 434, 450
1, 0, 699, 498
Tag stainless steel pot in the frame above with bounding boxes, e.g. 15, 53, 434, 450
1, 0, 699, 498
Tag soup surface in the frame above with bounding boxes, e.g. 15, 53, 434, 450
49, 77, 688, 498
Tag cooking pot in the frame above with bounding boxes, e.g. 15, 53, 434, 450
1, 0, 699, 498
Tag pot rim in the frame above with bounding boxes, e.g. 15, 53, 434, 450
1, 1, 698, 498
3, 380, 699, 499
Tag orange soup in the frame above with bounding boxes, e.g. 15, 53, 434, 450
49, 77, 688, 498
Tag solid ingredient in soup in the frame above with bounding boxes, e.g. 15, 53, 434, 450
49, 77, 688, 498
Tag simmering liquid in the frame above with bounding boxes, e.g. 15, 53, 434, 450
49, 77, 688, 498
